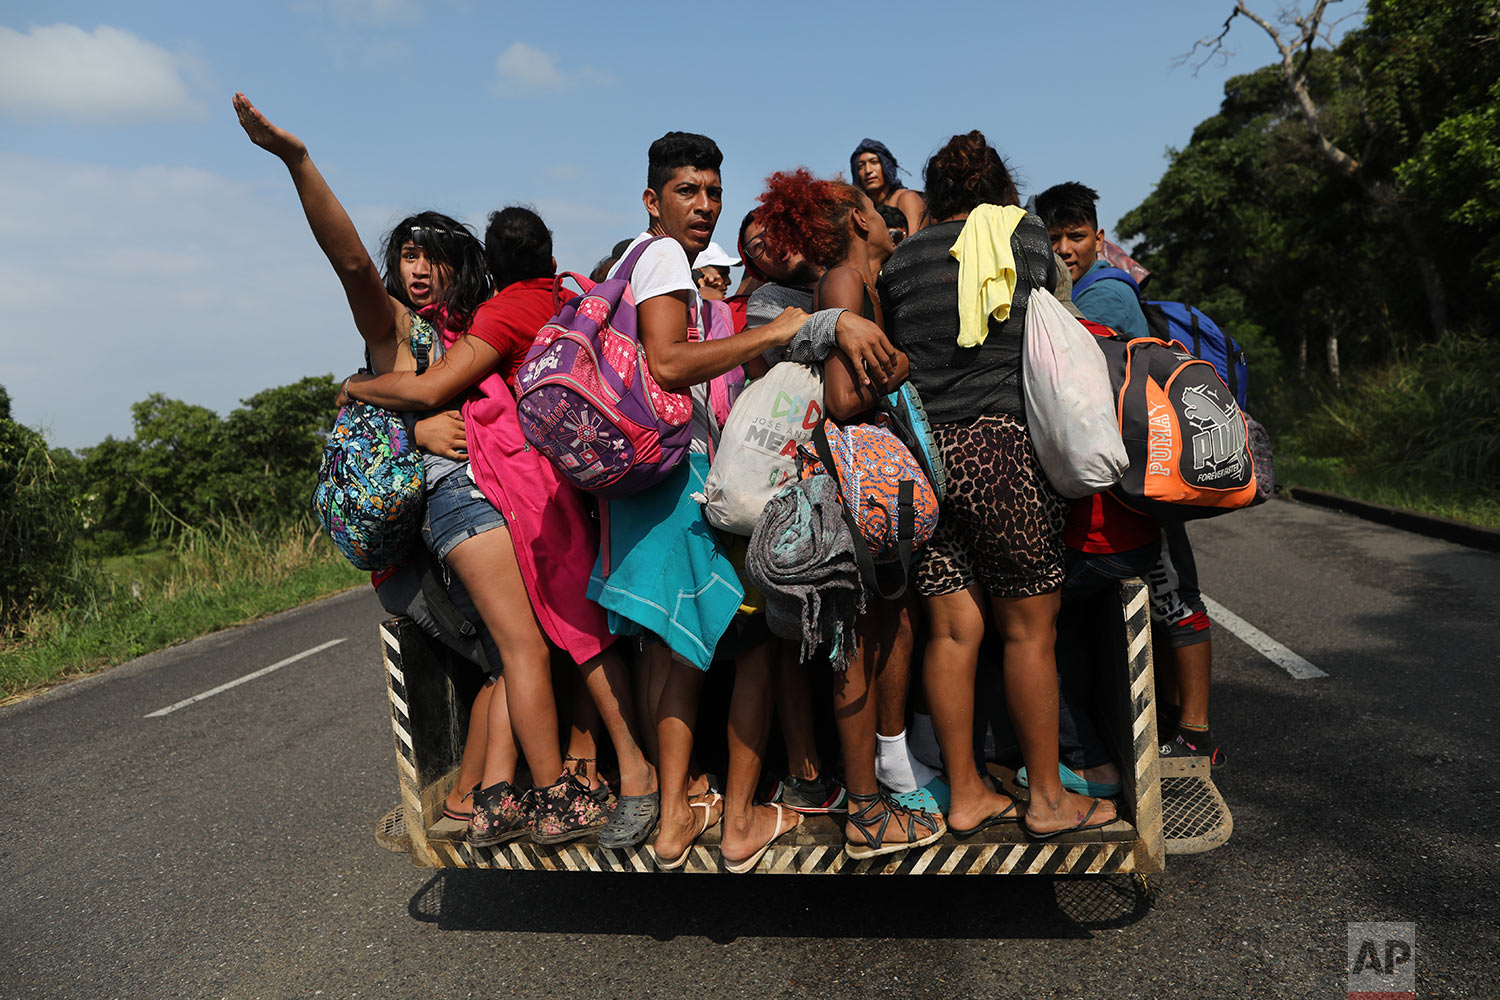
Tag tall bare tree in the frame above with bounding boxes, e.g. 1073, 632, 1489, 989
1191, 1, 1448, 344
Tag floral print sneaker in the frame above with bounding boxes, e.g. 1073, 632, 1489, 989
465, 781, 530, 848
530, 773, 608, 845
590, 778, 618, 814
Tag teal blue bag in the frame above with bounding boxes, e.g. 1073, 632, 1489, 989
884, 382, 946, 502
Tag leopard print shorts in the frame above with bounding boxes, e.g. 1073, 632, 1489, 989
915, 413, 1067, 599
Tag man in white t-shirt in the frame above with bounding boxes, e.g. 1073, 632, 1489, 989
610, 131, 807, 873
608, 133, 805, 455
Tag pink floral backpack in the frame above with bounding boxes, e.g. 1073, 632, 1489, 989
516, 237, 695, 498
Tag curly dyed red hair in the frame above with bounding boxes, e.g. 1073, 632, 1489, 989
756, 168, 864, 270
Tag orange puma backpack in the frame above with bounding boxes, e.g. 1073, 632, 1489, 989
1088, 328, 1256, 520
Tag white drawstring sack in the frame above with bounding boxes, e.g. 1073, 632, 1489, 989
698, 361, 825, 534
1022, 289, 1128, 498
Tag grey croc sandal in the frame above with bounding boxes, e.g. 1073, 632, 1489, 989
598, 790, 659, 849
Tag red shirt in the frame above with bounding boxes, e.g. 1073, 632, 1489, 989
1062, 318, 1159, 553
724, 293, 750, 333
1064, 491, 1160, 553
466, 276, 558, 395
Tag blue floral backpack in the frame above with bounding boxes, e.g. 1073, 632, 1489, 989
313, 315, 434, 570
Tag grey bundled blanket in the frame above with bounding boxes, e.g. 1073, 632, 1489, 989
746, 475, 865, 669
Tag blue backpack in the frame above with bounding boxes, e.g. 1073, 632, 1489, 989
313, 315, 435, 571
1073, 267, 1248, 411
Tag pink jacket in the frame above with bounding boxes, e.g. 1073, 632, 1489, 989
446, 326, 616, 665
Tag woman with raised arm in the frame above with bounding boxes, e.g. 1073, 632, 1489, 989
336, 205, 660, 850
233, 94, 639, 847
755, 169, 945, 858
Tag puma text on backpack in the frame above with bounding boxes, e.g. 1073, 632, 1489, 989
515, 237, 695, 498
1074, 266, 1249, 411
1090, 332, 1257, 520
313, 314, 434, 570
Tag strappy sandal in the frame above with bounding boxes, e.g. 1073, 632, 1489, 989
842, 790, 946, 860
651, 791, 722, 871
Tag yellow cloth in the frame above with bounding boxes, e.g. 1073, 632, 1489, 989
724, 534, 767, 614
949, 203, 1029, 348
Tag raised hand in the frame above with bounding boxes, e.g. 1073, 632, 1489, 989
232, 92, 306, 162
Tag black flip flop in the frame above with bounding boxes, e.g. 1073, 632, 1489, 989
1021, 798, 1114, 841
949, 798, 1021, 839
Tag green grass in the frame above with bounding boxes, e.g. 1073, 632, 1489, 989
0, 522, 365, 701
1276, 453, 1500, 530
1263, 331, 1500, 532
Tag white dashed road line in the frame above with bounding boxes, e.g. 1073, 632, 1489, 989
1202, 596, 1329, 680
145, 638, 348, 717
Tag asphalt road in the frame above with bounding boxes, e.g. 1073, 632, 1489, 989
3, 498, 1497, 1000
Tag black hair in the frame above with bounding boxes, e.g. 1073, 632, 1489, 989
589, 238, 639, 283
484, 205, 554, 292
850, 138, 903, 193
647, 131, 723, 194
923, 131, 1019, 222
1034, 182, 1100, 231
380, 211, 489, 331
875, 204, 907, 230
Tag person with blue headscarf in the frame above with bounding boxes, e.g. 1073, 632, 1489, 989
850, 138, 927, 235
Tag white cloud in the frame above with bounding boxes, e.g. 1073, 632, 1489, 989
495, 42, 563, 90
0, 24, 200, 123
492, 42, 614, 96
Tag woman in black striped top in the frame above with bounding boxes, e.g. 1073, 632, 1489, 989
877, 131, 1118, 840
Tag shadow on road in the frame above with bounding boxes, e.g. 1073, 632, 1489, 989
406, 869, 1155, 941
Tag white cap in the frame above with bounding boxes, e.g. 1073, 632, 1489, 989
695, 241, 740, 269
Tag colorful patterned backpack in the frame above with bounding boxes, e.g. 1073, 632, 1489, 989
313, 315, 433, 570
515, 237, 696, 498
799, 410, 939, 600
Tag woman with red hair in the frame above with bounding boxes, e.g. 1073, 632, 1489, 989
755, 170, 944, 858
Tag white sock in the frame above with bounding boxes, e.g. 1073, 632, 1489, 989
876, 730, 941, 793
908, 712, 944, 771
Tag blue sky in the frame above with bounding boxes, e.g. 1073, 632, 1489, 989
2, 0, 1299, 449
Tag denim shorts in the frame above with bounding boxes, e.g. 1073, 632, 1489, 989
422, 469, 507, 561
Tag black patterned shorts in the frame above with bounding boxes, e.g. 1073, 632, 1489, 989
915, 413, 1067, 599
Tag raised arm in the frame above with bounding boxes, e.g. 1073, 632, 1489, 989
233, 93, 404, 372
340, 334, 502, 411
